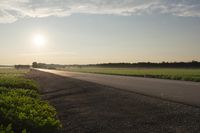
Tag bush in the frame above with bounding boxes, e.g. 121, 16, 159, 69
0, 124, 14, 133
0, 91, 61, 133
0, 124, 27, 133
0, 87, 39, 99
0, 75, 62, 133
0, 77, 38, 91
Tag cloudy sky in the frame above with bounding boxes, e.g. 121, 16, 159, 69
0, 0, 200, 64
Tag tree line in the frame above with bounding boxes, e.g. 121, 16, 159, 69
32, 61, 200, 69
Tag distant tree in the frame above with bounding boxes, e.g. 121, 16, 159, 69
14, 65, 30, 69
32, 62, 38, 68
192, 60, 198, 63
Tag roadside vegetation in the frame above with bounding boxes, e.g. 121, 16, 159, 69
0, 68, 61, 133
63, 67, 200, 82
0, 68, 28, 77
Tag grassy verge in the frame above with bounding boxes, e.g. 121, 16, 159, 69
0, 68, 28, 77
62, 67, 200, 82
0, 69, 61, 133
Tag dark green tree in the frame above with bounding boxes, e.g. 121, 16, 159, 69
32, 62, 38, 68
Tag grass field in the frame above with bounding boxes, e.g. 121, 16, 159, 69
63, 67, 200, 82
0, 68, 61, 133
0, 68, 28, 77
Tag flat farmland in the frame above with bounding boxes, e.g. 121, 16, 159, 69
62, 67, 200, 82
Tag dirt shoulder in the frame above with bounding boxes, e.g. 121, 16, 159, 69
27, 69, 200, 133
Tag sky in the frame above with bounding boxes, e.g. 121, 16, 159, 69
0, 0, 200, 65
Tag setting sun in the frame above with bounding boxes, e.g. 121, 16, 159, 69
33, 34, 46, 47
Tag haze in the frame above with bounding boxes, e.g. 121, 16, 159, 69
0, 0, 200, 65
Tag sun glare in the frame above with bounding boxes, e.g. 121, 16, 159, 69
33, 34, 46, 47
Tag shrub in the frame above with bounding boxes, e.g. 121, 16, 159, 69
0, 72, 62, 133
0, 124, 14, 133
0, 77, 38, 91
0, 87, 39, 99
0, 92, 61, 133
0, 124, 27, 133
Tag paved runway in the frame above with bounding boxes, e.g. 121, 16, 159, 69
36, 69, 200, 107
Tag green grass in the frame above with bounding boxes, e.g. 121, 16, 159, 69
0, 68, 28, 77
63, 67, 200, 82
0, 68, 62, 133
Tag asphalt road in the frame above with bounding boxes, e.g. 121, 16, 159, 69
36, 69, 200, 107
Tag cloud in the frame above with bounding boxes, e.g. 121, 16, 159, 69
0, 0, 200, 23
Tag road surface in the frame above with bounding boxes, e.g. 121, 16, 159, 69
36, 69, 200, 107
